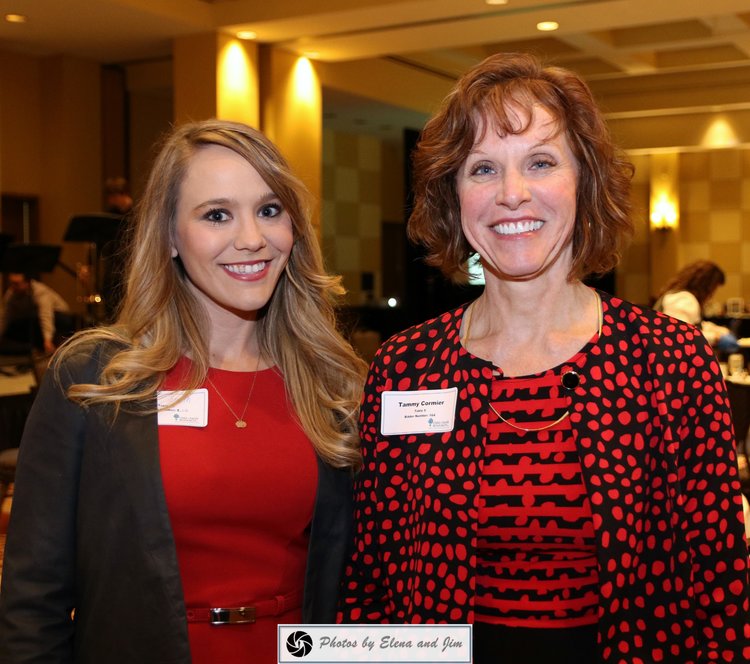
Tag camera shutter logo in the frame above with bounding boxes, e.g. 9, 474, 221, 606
286, 630, 313, 658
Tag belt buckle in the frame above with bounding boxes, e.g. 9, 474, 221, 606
209, 606, 256, 625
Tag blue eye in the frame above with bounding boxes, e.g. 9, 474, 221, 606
531, 157, 556, 170
470, 163, 494, 176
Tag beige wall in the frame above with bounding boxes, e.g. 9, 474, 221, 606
0, 51, 43, 196
617, 154, 651, 306
261, 47, 322, 227
125, 59, 174, 199
3, 43, 750, 319
322, 128, 383, 304
316, 57, 450, 117
173, 33, 260, 129
0, 50, 101, 312
173, 33, 221, 124
617, 148, 750, 310
676, 149, 750, 306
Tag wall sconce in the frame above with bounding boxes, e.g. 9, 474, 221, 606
650, 192, 678, 231
649, 152, 679, 232
702, 115, 739, 149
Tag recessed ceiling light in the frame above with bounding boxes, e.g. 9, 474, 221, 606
236, 30, 257, 40
537, 21, 559, 32
485, 0, 508, 5
5, 13, 28, 24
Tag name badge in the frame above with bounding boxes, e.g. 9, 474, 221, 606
157, 389, 208, 427
380, 387, 458, 435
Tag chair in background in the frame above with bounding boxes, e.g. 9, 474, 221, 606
726, 379, 750, 494
0, 447, 18, 507
0, 353, 39, 508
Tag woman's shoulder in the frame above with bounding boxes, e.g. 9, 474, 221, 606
603, 290, 679, 323
52, 330, 128, 383
600, 291, 706, 348
365, 305, 470, 376
380, 305, 466, 348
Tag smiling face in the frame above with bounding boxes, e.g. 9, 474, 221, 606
456, 105, 579, 285
172, 144, 294, 325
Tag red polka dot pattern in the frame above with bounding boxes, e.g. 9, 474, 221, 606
337, 292, 750, 662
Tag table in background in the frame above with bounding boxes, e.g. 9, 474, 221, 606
725, 376, 750, 492
0, 363, 37, 452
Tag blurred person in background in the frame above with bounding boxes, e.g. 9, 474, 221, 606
0, 272, 72, 355
99, 176, 134, 320
103, 175, 134, 215
654, 259, 740, 353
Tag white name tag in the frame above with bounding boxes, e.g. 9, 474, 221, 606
380, 387, 458, 435
157, 388, 208, 427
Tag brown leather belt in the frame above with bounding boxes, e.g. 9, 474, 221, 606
186, 589, 303, 625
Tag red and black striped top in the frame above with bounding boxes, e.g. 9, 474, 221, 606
476, 340, 600, 628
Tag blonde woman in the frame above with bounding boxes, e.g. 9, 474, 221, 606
0, 120, 366, 664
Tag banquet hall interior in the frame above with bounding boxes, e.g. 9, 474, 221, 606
2, 0, 750, 571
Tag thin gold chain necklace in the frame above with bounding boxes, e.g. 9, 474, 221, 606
462, 290, 602, 433
206, 354, 261, 429
489, 403, 570, 432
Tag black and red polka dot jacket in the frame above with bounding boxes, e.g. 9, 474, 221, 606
338, 291, 750, 663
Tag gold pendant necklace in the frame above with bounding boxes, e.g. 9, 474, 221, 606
206, 354, 261, 428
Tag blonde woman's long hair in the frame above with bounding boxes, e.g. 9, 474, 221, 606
56, 119, 366, 469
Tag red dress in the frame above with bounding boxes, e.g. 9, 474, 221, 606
159, 357, 318, 664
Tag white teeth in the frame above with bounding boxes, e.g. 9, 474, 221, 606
493, 220, 543, 235
224, 262, 266, 274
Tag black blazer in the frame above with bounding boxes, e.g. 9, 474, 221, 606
0, 345, 353, 663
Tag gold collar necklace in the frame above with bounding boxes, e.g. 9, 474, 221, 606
463, 289, 602, 433
206, 354, 262, 429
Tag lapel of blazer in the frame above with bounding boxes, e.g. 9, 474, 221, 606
105, 404, 187, 605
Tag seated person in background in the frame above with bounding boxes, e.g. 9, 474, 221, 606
101, 176, 134, 320
0, 273, 72, 355
654, 259, 740, 353
103, 175, 134, 215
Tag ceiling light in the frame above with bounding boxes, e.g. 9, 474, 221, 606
485, 0, 508, 5
5, 13, 28, 23
537, 21, 559, 31
236, 30, 257, 40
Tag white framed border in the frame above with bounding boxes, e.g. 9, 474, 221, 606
278, 624, 472, 663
